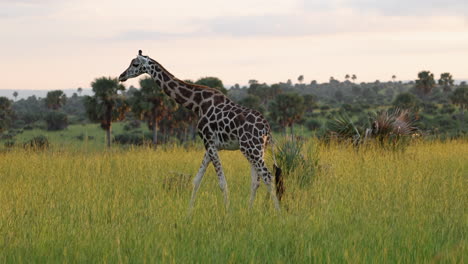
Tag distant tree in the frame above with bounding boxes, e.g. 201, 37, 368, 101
195, 77, 227, 94
334, 90, 344, 102
13, 91, 18, 101
450, 86, 468, 117
297, 75, 304, 84
130, 77, 177, 146
45, 90, 67, 110
248, 81, 277, 104
269, 93, 305, 135
84, 77, 129, 148
345, 74, 350, 81
415, 71, 435, 96
351, 74, 357, 83
303, 94, 317, 113
393, 92, 420, 112
352, 86, 362, 96
0, 97, 13, 133
77, 87, 83, 96
44, 111, 68, 131
239, 94, 264, 113
392, 75, 397, 83
438, 72, 454, 93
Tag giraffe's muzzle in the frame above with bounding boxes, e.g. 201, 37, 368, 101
118, 71, 128, 82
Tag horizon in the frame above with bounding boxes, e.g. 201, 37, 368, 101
1, 0, 467, 91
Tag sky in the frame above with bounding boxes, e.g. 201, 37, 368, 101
0, 0, 467, 91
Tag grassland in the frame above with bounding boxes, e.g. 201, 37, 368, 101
0, 139, 466, 263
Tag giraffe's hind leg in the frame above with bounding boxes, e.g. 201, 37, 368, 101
240, 144, 280, 210
249, 164, 260, 208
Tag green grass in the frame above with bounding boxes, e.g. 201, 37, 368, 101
0, 140, 466, 263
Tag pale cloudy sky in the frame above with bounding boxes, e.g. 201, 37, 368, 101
1, 0, 467, 90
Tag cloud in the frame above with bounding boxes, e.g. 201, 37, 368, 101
0, 0, 62, 19
341, 0, 468, 16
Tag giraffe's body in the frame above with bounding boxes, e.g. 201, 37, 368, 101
119, 51, 282, 210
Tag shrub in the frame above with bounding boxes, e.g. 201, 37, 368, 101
305, 119, 322, 131
114, 133, 152, 145
24, 135, 50, 150
123, 119, 141, 131
4, 140, 15, 148
275, 137, 318, 187
44, 111, 68, 131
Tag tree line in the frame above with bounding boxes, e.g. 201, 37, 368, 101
1, 70, 467, 147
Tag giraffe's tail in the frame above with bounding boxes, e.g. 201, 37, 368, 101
269, 136, 284, 202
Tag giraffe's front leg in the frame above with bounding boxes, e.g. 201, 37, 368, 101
189, 151, 211, 210
206, 145, 229, 210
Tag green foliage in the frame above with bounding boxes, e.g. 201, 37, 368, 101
438, 72, 454, 92
269, 93, 305, 133
327, 113, 363, 145
45, 90, 67, 110
305, 119, 321, 131
393, 92, 420, 112
130, 76, 177, 144
195, 77, 227, 94
415, 71, 435, 95
238, 94, 264, 113
0, 96, 13, 133
328, 109, 417, 150
44, 111, 69, 131
450, 86, 468, 112
275, 137, 318, 187
23, 135, 50, 150
84, 77, 128, 130
114, 132, 152, 146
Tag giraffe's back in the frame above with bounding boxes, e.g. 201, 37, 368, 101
197, 99, 271, 151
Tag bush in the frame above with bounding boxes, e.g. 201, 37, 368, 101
305, 119, 322, 131
275, 137, 318, 187
114, 133, 152, 145
24, 135, 50, 150
4, 140, 15, 148
44, 111, 68, 131
123, 119, 141, 131
76, 133, 95, 141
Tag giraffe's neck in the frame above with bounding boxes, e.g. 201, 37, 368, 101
148, 59, 204, 114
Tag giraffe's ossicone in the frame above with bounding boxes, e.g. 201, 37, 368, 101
119, 50, 283, 210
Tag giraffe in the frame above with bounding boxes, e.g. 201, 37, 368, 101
119, 50, 284, 210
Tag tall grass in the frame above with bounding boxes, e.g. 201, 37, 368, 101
0, 140, 466, 263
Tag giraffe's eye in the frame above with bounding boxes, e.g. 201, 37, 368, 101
132, 63, 139, 67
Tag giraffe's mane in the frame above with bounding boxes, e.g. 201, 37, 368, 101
147, 56, 226, 95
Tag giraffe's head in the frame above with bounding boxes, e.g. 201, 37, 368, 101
118, 50, 150, 82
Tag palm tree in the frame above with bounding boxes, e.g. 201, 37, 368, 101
438, 72, 454, 92
45, 90, 67, 110
130, 77, 177, 147
351, 74, 357, 83
77, 87, 83, 96
297, 75, 304, 84
12, 91, 18, 101
450, 86, 468, 118
345, 74, 350, 82
0, 97, 13, 133
84, 77, 129, 148
415, 71, 435, 96
392, 75, 397, 83
268, 93, 305, 135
